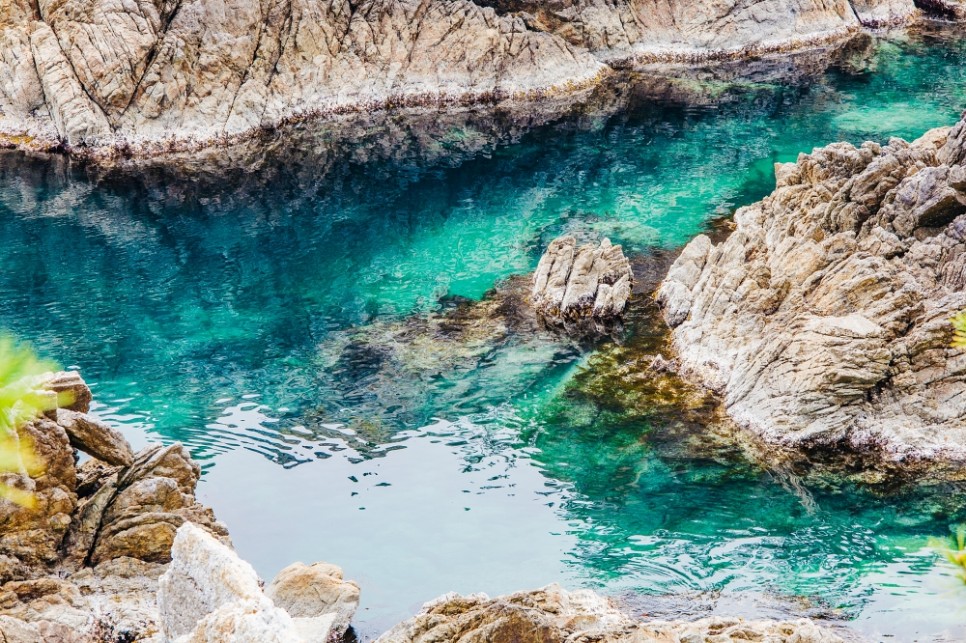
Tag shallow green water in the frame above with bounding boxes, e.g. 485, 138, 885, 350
3, 27, 966, 640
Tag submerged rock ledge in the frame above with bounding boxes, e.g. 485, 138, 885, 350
658, 113, 966, 479
0, 0, 961, 159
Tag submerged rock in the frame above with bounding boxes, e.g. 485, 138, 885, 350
532, 236, 633, 328
376, 584, 846, 643
658, 116, 966, 478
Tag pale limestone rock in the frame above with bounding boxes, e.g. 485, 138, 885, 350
850, 0, 920, 26
27, 21, 112, 147
266, 562, 360, 639
532, 236, 632, 326
658, 115, 966, 475
158, 522, 324, 643
375, 584, 846, 643
1, 0, 961, 156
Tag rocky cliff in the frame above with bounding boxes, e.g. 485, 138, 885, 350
658, 115, 966, 479
0, 0, 958, 157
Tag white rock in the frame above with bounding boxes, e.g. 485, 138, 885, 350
158, 523, 304, 642
658, 118, 966, 474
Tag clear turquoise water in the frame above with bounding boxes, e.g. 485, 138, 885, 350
3, 27, 966, 640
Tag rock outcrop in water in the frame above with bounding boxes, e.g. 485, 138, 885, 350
1, 0, 960, 157
0, 372, 360, 641
658, 115, 966, 478
532, 236, 633, 328
376, 584, 846, 643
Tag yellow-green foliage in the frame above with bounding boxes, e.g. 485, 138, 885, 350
0, 336, 60, 508
953, 311, 966, 350
930, 525, 966, 582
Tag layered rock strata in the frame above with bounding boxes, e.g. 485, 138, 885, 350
0, 0, 959, 157
532, 236, 633, 327
0, 372, 360, 641
658, 115, 966, 476
376, 584, 847, 643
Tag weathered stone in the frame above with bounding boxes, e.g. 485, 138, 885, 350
658, 117, 966, 476
376, 585, 846, 643
88, 443, 229, 565
40, 372, 92, 414
1, 0, 961, 157
158, 522, 304, 642
532, 236, 633, 326
0, 417, 76, 568
267, 561, 360, 639
55, 409, 134, 467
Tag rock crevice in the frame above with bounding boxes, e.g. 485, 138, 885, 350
658, 116, 966, 477
1, 0, 958, 157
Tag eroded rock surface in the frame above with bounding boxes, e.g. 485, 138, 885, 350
532, 236, 633, 327
376, 584, 846, 643
658, 116, 966, 477
1, 0, 959, 156
159, 523, 360, 643
0, 372, 359, 641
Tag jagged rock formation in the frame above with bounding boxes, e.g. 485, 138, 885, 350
0, 0, 959, 157
658, 116, 966, 477
158, 523, 360, 642
0, 372, 360, 641
532, 236, 633, 326
376, 584, 846, 643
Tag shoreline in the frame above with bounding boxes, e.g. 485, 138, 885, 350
1, 15, 959, 164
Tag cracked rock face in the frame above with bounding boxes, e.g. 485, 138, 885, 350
658, 117, 966, 476
375, 584, 846, 643
532, 236, 633, 327
0, 0, 951, 156
0, 372, 360, 641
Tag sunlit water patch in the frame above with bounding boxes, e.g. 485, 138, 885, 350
3, 25, 966, 641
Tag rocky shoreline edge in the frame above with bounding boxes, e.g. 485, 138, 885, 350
1, 0, 965, 161
657, 111, 966, 483
0, 372, 852, 642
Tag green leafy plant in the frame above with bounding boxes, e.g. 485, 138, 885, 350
0, 336, 60, 508
930, 524, 966, 582
952, 311, 966, 349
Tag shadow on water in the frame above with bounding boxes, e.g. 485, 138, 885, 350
3, 23, 966, 639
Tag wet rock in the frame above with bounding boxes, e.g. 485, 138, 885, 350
375, 584, 846, 643
658, 116, 966, 478
532, 236, 633, 327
